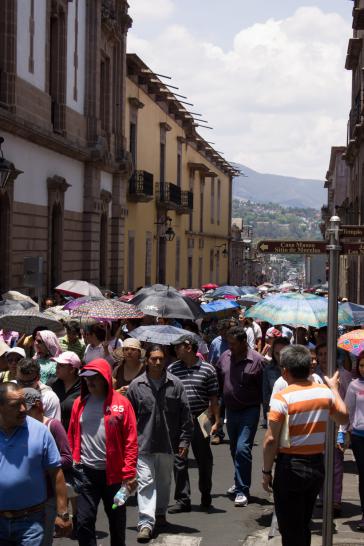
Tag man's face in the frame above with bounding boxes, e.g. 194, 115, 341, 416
174, 343, 189, 361
0, 389, 27, 428
6, 354, 22, 376
147, 350, 166, 377
84, 373, 108, 397
316, 346, 327, 373
16, 370, 39, 389
228, 335, 247, 357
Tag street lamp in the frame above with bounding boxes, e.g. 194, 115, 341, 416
215, 243, 228, 257
0, 137, 23, 189
154, 215, 176, 242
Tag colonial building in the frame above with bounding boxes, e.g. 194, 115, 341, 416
123, 54, 238, 289
322, 0, 364, 302
0, 0, 132, 297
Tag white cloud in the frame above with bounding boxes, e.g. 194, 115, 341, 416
128, 6, 352, 179
129, 0, 174, 22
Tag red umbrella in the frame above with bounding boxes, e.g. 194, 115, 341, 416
179, 289, 203, 301
202, 283, 219, 290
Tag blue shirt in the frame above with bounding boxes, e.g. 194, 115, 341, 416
0, 416, 61, 510
208, 336, 229, 366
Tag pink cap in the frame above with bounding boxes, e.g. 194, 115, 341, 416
52, 351, 81, 369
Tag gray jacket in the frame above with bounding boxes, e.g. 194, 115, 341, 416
127, 371, 193, 455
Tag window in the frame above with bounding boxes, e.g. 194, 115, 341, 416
188, 169, 194, 231
100, 56, 110, 132
49, 3, 67, 133
177, 141, 182, 187
200, 177, 204, 233
128, 231, 135, 290
210, 177, 215, 224
217, 179, 221, 225
99, 213, 108, 287
130, 121, 137, 168
209, 249, 214, 275
160, 127, 166, 184
145, 234, 152, 286
175, 238, 181, 287
198, 257, 203, 288
187, 256, 193, 288
157, 236, 167, 284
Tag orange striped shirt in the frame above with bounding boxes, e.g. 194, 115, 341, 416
269, 382, 340, 455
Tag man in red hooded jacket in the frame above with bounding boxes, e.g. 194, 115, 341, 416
68, 358, 138, 546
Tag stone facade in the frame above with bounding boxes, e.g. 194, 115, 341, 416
0, 0, 132, 297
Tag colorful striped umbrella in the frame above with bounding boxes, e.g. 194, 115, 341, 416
337, 329, 364, 356
63, 296, 105, 311
70, 300, 144, 320
245, 292, 354, 329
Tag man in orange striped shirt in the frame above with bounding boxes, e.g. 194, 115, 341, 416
262, 345, 348, 546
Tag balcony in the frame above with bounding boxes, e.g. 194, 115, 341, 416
128, 170, 154, 202
353, 8, 364, 30
177, 190, 194, 214
156, 182, 181, 209
345, 38, 362, 70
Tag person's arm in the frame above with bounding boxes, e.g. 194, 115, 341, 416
209, 395, 221, 435
50, 420, 73, 469
178, 384, 194, 457
344, 383, 357, 432
262, 420, 283, 492
48, 467, 72, 535
325, 371, 349, 426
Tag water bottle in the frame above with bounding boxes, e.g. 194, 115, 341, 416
112, 484, 130, 509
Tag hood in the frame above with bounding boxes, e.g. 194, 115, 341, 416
80, 358, 113, 404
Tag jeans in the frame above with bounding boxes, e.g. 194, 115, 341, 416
0, 510, 44, 546
273, 453, 325, 546
173, 417, 213, 506
226, 406, 260, 496
351, 434, 364, 514
41, 497, 56, 546
137, 453, 174, 530
77, 466, 126, 546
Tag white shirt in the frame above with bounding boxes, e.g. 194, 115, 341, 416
244, 327, 255, 350
270, 373, 323, 399
252, 321, 262, 341
39, 382, 61, 420
84, 344, 115, 365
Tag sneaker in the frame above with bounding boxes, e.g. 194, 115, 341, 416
235, 493, 248, 507
211, 435, 222, 445
168, 502, 191, 514
137, 527, 152, 543
357, 517, 364, 531
227, 484, 236, 496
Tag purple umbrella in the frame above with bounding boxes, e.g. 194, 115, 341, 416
62, 296, 105, 311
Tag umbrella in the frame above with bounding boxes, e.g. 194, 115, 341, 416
130, 289, 201, 320
0, 300, 39, 315
70, 300, 144, 320
245, 292, 354, 329
202, 283, 219, 290
2, 291, 38, 308
55, 280, 103, 298
63, 296, 105, 311
119, 294, 135, 302
43, 306, 69, 320
201, 300, 240, 317
129, 325, 199, 345
211, 285, 241, 299
179, 289, 203, 301
0, 309, 63, 334
338, 330, 364, 356
237, 295, 262, 307
239, 286, 258, 295
134, 284, 179, 297
339, 302, 364, 326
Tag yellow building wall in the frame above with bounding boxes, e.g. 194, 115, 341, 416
124, 78, 231, 290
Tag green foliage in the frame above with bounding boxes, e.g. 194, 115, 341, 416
232, 199, 322, 242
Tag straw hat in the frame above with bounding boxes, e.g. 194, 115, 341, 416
113, 338, 145, 361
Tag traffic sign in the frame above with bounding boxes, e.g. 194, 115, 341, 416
257, 240, 327, 255
341, 242, 364, 255
340, 225, 364, 238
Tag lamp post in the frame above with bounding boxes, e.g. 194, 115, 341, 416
0, 137, 23, 190
214, 243, 228, 257
154, 215, 176, 242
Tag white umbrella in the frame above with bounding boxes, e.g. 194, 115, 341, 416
55, 280, 103, 298
0, 309, 63, 334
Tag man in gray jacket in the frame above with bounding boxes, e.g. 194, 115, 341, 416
127, 345, 193, 543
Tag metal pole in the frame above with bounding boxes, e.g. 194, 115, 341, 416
322, 215, 341, 546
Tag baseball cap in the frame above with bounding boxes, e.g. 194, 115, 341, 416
79, 369, 99, 377
23, 387, 42, 410
172, 334, 198, 351
0, 341, 9, 357
266, 327, 282, 339
6, 347, 26, 359
52, 351, 81, 369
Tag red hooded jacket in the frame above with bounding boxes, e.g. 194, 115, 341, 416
68, 358, 138, 485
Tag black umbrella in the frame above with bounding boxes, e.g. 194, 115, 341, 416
130, 288, 201, 320
0, 300, 38, 315
133, 284, 179, 297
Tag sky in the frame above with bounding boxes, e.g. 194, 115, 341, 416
127, 1, 354, 180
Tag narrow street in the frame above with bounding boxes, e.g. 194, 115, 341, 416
55, 425, 271, 546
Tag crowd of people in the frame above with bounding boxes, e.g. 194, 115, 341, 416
0, 291, 363, 546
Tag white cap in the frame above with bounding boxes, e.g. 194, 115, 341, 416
6, 347, 26, 359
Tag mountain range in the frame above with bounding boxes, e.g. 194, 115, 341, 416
232, 164, 326, 210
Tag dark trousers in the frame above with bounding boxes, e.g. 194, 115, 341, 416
226, 406, 260, 496
273, 454, 325, 546
173, 417, 213, 506
77, 466, 126, 546
351, 434, 364, 514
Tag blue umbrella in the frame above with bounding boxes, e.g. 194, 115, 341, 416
201, 300, 240, 315
340, 302, 364, 326
239, 286, 258, 295
211, 285, 241, 298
